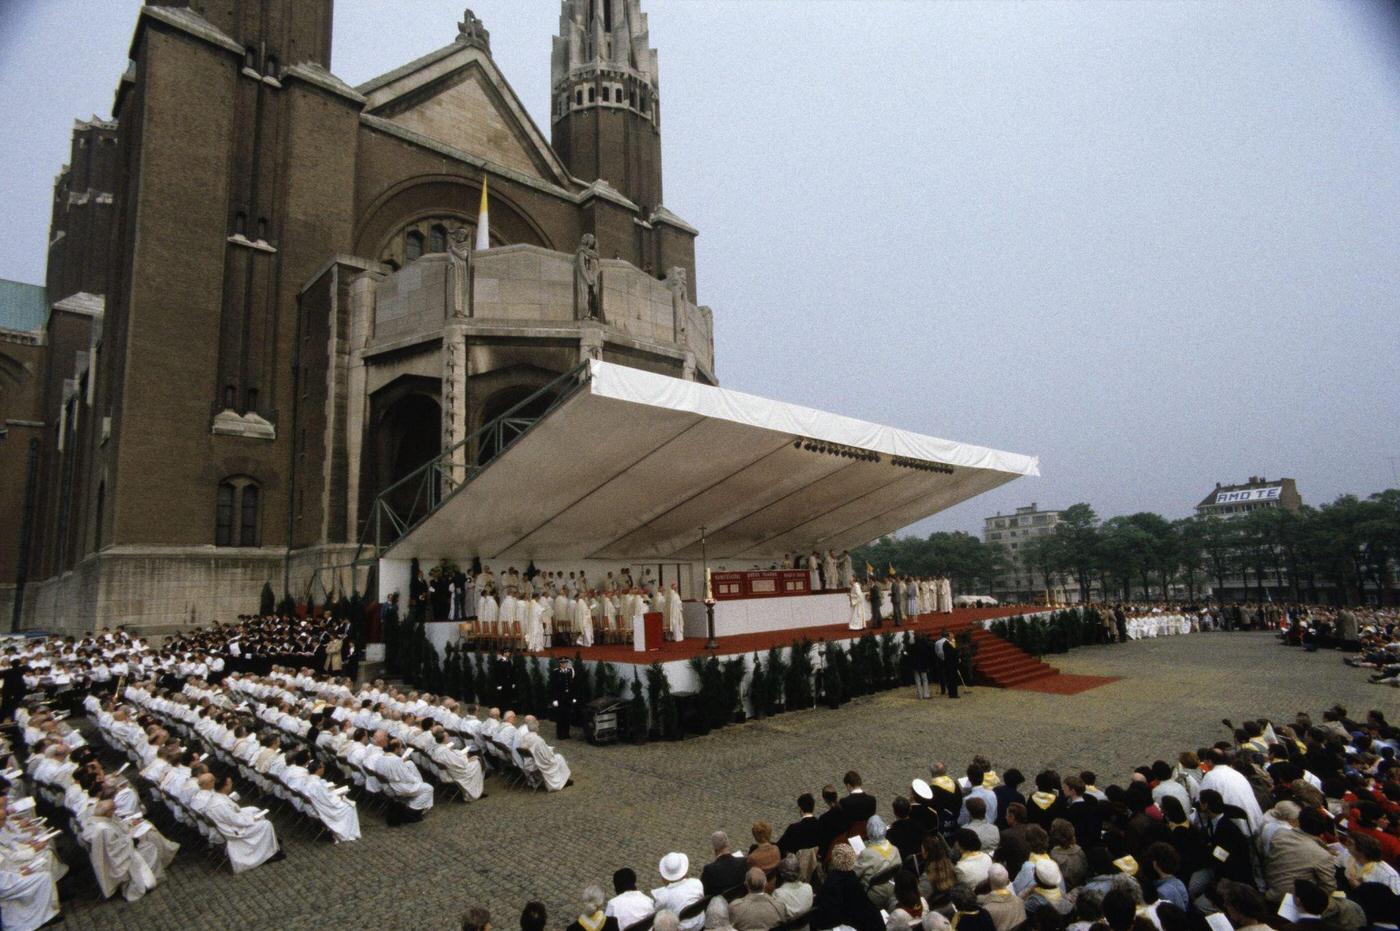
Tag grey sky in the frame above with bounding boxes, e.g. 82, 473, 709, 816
2, 1, 1397, 536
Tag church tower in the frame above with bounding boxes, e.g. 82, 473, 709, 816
551, 0, 662, 215
145, 0, 334, 70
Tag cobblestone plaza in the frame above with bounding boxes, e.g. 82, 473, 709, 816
50, 631, 1392, 931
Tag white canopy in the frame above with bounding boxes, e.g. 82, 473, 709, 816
386, 360, 1038, 562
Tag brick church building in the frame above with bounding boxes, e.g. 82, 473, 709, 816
0, 1, 715, 634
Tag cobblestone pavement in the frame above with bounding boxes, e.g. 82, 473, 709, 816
51, 632, 1395, 931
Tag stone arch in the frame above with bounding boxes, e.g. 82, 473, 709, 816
365, 377, 442, 524
354, 174, 554, 266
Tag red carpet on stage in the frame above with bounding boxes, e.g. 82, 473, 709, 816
537, 605, 1114, 692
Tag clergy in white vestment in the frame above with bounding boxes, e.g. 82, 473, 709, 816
553, 593, 570, 630
526, 597, 549, 653
822, 550, 839, 591
848, 582, 866, 630
202, 774, 281, 873
300, 759, 361, 842
517, 717, 572, 791
664, 584, 685, 642
838, 551, 854, 588
1199, 757, 1264, 834
479, 589, 499, 626
86, 801, 159, 901
375, 737, 435, 812
806, 552, 821, 591
428, 728, 483, 800
573, 595, 595, 647
0, 858, 60, 931
514, 592, 530, 627
602, 593, 618, 640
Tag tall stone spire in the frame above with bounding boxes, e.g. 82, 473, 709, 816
550, 0, 662, 214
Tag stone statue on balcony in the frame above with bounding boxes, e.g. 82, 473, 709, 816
666, 266, 688, 340
448, 227, 472, 318
574, 233, 602, 322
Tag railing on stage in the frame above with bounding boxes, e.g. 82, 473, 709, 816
314, 362, 593, 592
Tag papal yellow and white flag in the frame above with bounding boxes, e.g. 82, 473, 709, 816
474, 177, 490, 251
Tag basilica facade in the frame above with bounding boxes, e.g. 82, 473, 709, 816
0, 1, 715, 633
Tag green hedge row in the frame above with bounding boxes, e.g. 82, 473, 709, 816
988, 607, 1112, 656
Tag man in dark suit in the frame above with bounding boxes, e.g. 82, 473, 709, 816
839, 770, 877, 831
816, 785, 847, 859
886, 796, 923, 862
700, 831, 749, 896
0, 661, 27, 723
1061, 775, 1103, 848
993, 770, 1026, 829
549, 658, 577, 740
1197, 789, 1253, 885
777, 792, 821, 856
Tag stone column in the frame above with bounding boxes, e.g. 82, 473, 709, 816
441, 324, 470, 489
579, 323, 605, 364
344, 272, 378, 537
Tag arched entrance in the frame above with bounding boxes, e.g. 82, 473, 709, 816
372, 391, 442, 526
475, 384, 558, 466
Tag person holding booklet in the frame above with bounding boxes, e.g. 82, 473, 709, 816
199, 772, 283, 873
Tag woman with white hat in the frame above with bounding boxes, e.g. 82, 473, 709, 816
652, 852, 705, 931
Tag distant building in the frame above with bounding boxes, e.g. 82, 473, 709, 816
983, 503, 1080, 604
1195, 476, 1302, 519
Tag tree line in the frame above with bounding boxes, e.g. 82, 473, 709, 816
852, 488, 1400, 606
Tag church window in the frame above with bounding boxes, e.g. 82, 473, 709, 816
234, 212, 247, 236
223, 385, 237, 409
239, 484, 260, 546
630, 89, 637, 109
215, 482, 236, 546
244, 47, 256, 71
600, 87, 609, 103
216, 477, 260, 547
245, 387, 259, 412
588, 86, 595, 103
265, 55, 279, 77
405, 230, 424, 261
429, 224, 447, 254
575, 89, 583, 107
257, 217, 269, 240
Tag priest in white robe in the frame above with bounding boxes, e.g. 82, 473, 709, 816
517, 717, 572, 791
86, 800, 158, 901
573, 595, 595, 648
848, 582, 866, 630
0, 860, 59, 931
202, 774, 281, 873
1199, 759, 1264, 834
428, 728, 483, 801
375, 738, 435, 812
300, 759, 361, 842
838, 551, 854, 588
822, 550, 839, 591
664, 584, 685, 642
805, 552, 821, 591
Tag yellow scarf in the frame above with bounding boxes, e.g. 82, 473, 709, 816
983, 771, 1001, 789
579, 912, 607, 931
1031, 791, 1058, 810
1029, 852, 1051, 864
931, 775, 957, 794
1114, 855, 1139, 877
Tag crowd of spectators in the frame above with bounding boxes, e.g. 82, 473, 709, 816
459, 704, 1399, 931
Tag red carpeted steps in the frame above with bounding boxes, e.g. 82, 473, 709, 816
955, 623, 1060, 688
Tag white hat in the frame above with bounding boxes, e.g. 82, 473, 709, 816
1034, 859, 1062, 887
660, 852, 689, 882
911, 779, 933, 801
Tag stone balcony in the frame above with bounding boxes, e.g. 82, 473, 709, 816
359, 243, 715, 379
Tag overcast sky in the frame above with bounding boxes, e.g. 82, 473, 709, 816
2, 1, 1397, 536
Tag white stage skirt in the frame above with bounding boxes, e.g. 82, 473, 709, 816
681, 593, 849, 639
